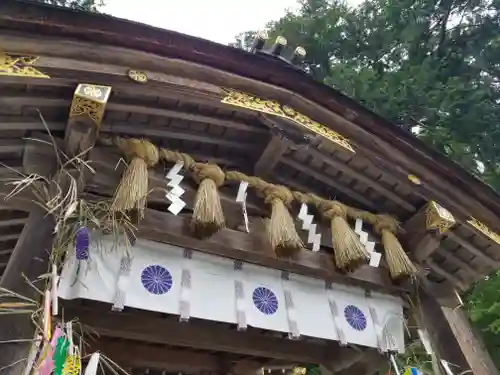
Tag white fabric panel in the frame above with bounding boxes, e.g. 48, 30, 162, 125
328, 285, 378, 348
58, 236, 405, 351
125, 240, 183, 315
241, 264, 288, 332
287, 274, 337, 340
370, 291, 405, 353
189, 251, 236, 324
58, 238, 122, 303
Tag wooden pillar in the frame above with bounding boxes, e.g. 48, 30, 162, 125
419, 286, 499, 375
0, 206, 55, 374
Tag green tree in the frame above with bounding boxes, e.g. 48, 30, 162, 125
234, 0, 500, 190
31, 0, 103, 12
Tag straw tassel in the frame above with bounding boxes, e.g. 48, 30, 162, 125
374, 215, 418, 280
190, 163, 226, 238
263, 185, 303, 257
111, 138, 159, 218
321, 201, 369, 272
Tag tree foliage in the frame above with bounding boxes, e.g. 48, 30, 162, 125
31, 0, 103, 12
234, 0, 500, 190
232, 0, 500, 368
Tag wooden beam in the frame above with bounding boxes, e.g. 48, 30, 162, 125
65, 84, 112, 157
418, 290, 499, 375
278, 162, 377, 211
254, 136, 289, 178
427, 260, 467, 292
101, 124, 258, 151
440, 306, 499, 375
89, 339, 270, 375
440, 250, 480, 280
89, 339, 224, 373
301, 148, 416, 212
136, 208, 398, 292
445, 231, 500, 267
402, 202, 446, 262
63, 306, 330, 363
0, 206, 55, 374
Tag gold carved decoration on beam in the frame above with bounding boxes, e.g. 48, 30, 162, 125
127, 69, 148, 84
69, 84, 112, 127
221, 89, 354, 153
467, 217, 500, 245
425, 201, 456, 234
0, 52, 50, 78
408, 174, 421, 185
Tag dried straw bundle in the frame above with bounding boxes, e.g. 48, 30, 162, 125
264, 185, 303, 257
322, 201, 369, 272
375, 215, 418, 280
190, 163, 226, 238
111, 138, 159, 218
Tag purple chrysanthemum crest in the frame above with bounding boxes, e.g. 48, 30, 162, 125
75, 226, 90, 260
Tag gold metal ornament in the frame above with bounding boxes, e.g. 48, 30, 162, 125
127, 69, 148, 84
424, 201, 455, 234
0, 52, 50, 78
69, 84, 112, 127
292, 368, 307, 375
467, 217, 500, 245
408, 174, 421, 185
221, 89, 354, 153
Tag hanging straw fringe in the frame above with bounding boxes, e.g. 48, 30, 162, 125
264, 185, 303, 257
107, 141, 417, 276
111, 138, 159, 218
190, 163, 226, 238
161, 149, 227, 238
320, 200, 369, 272
227, 171, 303, 257
374, 215, 417, 280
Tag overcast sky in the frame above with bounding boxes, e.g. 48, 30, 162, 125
102, 0, 363, 45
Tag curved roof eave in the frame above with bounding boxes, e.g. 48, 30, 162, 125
2, 0, 500, 223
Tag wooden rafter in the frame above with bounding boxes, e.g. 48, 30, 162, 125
254, 135, 289, 178
446, 231, 500, 267
63, 306, 332, 363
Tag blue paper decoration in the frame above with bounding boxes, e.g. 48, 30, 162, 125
75, 227, 90, 260
344, 304, 367, 331
141, 265, 173, 295
252, 286, 278, 315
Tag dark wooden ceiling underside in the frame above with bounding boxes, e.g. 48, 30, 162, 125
0, 74, 498, 294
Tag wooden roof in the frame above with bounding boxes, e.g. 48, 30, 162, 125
1, 0, 500, 298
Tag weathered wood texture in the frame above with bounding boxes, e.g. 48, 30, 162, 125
419, 290, 499, 375
441, 306, 499, 375
137, 208, 397, 292
63, 305, 330, 364
0, 206, 54, 374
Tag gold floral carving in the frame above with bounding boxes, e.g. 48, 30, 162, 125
425, 201, 455, 233
221, 88, 354, 153
0, 52, 50, 78
292, 368, 307, 375
467, 217, 500, 245
69, 84, 112, 127
127, 69, 148, 84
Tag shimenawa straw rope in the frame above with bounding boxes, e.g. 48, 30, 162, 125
109, 137, 417, 278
